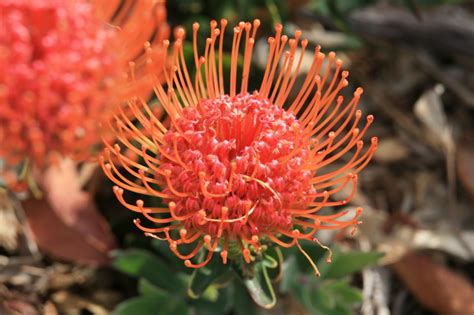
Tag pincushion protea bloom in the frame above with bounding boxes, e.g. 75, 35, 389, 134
101, 20, 377, 273
0, 0, 169, 190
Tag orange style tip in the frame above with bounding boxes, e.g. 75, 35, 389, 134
238, 21, 245, 28
233, 26, 241, 34
281, 35, 288, 43
220, 251, 228, 264
220, 18, 228, 26
253, 19, 260, 27
355, 87, 364, 95
112, 186, 120, 193
251, 235, 259, 242
292, 229, 301, 236
367, 115, 374, 122
136, 200, 144, 207
275, 23, 283, 31
179, 229, 187, 237
133, 218, 141, 224
128, 61, 136, 67
210, 20, 218, 28
174, 27, 186, 39
268, 37, 275, 44
341, 70, 349, 77
371, 137, 378, 144
221, 206, 229, 215
204, 235, 212, 242
328, 51, 336, 58
243, 249, 251, 263
214, 29, 220, 36
169, 201, 176, 208
184, 260, 192, 267
336, 59, 343, 66
170, 242, 177, 249
328, 131, 336, 138
164, 169, 172, 176
326, 257, 332, 264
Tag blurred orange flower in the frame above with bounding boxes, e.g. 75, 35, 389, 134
0, 0, 169, 190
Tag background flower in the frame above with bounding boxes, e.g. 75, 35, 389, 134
0, 0, 169, 191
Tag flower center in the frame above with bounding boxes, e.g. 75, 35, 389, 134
158, 92, 315, 239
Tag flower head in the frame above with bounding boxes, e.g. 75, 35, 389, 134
101, 20, 377, 272
0, 0, 169, 190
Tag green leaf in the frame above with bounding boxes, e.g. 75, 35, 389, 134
279, 256, 299, 294
192, 285, 234, 315
322, 250, 384, 279
112, 249, 186, 293
188, 256, 231, 299
241, 263, 276, 309
113, 296, 189, 315
233, 282, 263, 315
324, 280, 363, 305
138, 278, 171, 298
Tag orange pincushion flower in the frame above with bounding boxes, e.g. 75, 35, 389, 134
0, 0, 169, 189
101, 20, 377, 272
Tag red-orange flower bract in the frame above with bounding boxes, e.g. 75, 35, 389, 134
101, 20, 378, 272
0, 0, 169, 190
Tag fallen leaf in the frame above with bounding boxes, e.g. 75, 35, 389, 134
392, 252, 474, 315
373, 137, 409, 163
457, 134, 474, 201
23, 158, 116, 265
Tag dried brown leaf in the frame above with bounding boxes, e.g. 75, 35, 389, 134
457, 135, 474, 201
392, 252, 474, 315
23, 158, 116, 265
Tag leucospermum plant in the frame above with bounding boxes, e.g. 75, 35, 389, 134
101, 20, 377, 277
0, 0, 169, 192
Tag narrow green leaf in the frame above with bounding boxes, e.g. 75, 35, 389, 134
138, 278, 171, 298
112, 249, 186, 292
322, 251, 384, 279
188, 256, 231, 299
324, 280, 363, 305
113, 296, 189, 315
242, 263, 276, 309
280, 256, 299, 294
234, 282, 263, 315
